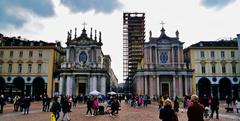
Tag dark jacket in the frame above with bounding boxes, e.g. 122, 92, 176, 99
160, 105, 175, 121
87, 99, 92, 108
61, 99, 69, 113
210, 97, 219, 110
187, 102, 204, 121
50, 101, 61, 113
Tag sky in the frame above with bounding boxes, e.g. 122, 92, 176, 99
0, 0, 240, 83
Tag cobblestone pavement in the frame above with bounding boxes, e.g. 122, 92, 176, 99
0, 101, 239, 121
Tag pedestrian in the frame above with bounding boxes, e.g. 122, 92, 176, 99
236, 98, 240, 113
226, 95, 233, 112
50, 97, 61, 121
61, 97, 71, 121
42, 95, 47, 112
209, 96, 219, 119
159, 99, 178, 121
0, 94, 6, 113
174, 96, 180, 112
92, 97, 99, 116
85, 97, 93, 116
73, 96, 77, 108
187, 94, 204, 121
23, 96, 31, 115
110, 98, 117, 116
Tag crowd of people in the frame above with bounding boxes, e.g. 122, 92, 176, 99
0, 93, 240, 121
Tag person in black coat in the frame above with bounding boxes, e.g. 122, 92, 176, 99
160, 99, 178, 121
0, 95, 5, 113
23, 96, 31, 115
61, 97, 70, 121
50, 97, 61, 121
86, 97, 93, 116
210, 96, 219, 119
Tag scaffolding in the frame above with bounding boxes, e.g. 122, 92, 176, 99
123, 12, 145, 94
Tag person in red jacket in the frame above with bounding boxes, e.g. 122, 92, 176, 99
187, 95, 204, 121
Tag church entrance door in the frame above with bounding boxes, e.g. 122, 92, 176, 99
162, 83, 169, 97
78, 83, 86, 95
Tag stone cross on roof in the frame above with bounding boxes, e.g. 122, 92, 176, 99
160, 21, 165, 27
82, 22, 87, 28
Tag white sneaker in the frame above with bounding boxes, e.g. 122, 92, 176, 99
91, 114, 94, 116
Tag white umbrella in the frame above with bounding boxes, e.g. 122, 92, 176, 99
107, 91, 117, 95
89, 90, 101, 95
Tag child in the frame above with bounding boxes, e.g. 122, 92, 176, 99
204, 106, 209, 118
236, 99, 240, 113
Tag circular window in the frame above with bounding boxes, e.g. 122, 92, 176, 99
79, 51, 87, 63
233, 77, 238, 82
7, 77, 11, 81
212, 77, 217, 82
27, 77, 31, 82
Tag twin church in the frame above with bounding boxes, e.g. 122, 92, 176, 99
58, 27, 117, 96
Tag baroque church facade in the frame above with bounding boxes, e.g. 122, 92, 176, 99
59, 27, 117, 96
133, 27, 193, 98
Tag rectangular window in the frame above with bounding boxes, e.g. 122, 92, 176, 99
0, 51, 4, 58
10, 51, 13, 57
221, 51, 225, 58
19, 51, 23, 58
222, 64, 226, 73
29, 51, 33, 58
0, 64, 2, 73
55, 83, 59, 92
28, 64, 32, 73
212, 64, 216, 73
200, 51, 205, 58
38, 64, 42, 73
38, 51, 43, 58
232, 64, 236, 74
18, 64, 22, 73
201, 65, 205, 73
210, 51, 215, 58
8, 64, 12, 73
231, 51, 235, 58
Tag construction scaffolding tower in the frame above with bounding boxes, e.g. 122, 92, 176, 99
123, 12, 145, 94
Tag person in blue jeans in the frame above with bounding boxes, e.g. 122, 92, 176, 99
23, 96, 31, 115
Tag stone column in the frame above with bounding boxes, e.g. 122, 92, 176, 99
144, 76, 148, 95
184, 76, 188, 96
157, 76, 160, 96
92, 76, 97, 91
179, 76, 183, 97
149, 76, 154, 98
101, 76, 106, 96
72, 76, 76, 96
89, 77, 93, 92
66, 76, 73, 96
173, 76, 176, 97
59, 76, 64, 95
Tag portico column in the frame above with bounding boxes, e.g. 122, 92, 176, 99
101, 76, 106, 96
66, 49, 70, 62
92, 76, 97, 91
72, 76, 76, 96
157, 76, 160, 96
66, 76, 73, 96
59, 76, 64, 95
179, 76, 183, 97
173, 76, 176, 97
149, 76, 154, 98
144, 76, 148, 95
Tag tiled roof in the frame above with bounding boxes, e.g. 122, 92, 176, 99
189, 40, 237, 48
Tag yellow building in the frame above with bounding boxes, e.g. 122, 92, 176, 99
184, 39, 240, 99
0, 35, 63, 98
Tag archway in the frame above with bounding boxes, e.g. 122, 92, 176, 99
0, 77, 5, 93
198, 78, 211, 98
13, 77, 25, 96
219, 78, 232, 100
32, 77, 45, 100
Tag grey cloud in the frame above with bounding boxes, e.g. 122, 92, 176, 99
201, 0, 236, 9
60, 0, 122, 13
0, 0, 55, 28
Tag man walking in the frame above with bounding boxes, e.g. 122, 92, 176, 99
210, 96, 219, 119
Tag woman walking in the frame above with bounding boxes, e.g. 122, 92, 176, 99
92, 97, 99, 116
159, 99, 178, 121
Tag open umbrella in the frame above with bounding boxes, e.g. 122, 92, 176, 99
107, 91, 117, 95
89, 90, 101, 95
